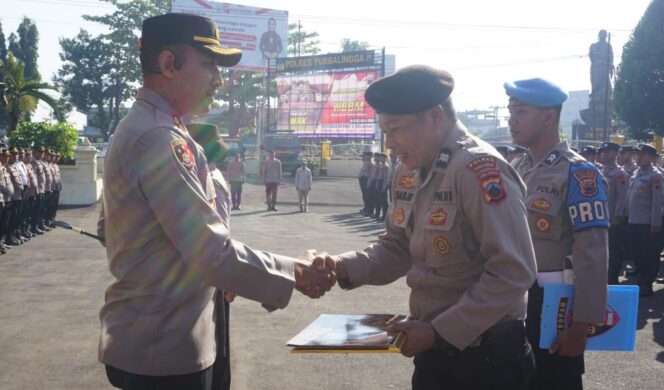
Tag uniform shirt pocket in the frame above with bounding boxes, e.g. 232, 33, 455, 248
526, 193, 563, 240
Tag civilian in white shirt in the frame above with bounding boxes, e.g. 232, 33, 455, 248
294, 161, 313, 212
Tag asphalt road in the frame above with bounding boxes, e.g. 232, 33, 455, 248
0, 178, 662, 389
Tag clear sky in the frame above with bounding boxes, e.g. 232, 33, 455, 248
1, 0, 654, 111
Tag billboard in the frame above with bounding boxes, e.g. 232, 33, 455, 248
276, 51, 375, 73
276, 71, 379, 139
171, 0, 288, 71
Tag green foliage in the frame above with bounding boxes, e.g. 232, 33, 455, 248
9, 18, 40, 82
0, 21, 7, 64
341, 39, 369, 52
0, 21, 8, 128
288, 22, 321, 56
55, 29, 114, 134
614, 0, 664, 139
0, 54, 62, 132
10, 121, 78, 159
55, 0, 169, 136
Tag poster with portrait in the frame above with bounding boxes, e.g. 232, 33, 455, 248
172, 0, 288, 71
276, 70, 379, 139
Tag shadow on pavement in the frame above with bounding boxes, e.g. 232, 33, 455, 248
324, 212, 385, 236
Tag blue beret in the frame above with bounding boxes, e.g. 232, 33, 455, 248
504, 78, 568, 107
365, 65, 454, 114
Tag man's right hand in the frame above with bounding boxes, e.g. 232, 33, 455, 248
294, 257, 336, 298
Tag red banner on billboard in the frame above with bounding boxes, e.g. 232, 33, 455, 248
276, 71, 378, 138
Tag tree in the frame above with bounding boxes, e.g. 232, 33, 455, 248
0, 21, 9, 128
0, 54, 62, 132
288, 22, 321, 56
55, 30, 115, 136
77, 0, 170, 133
8, 18, 41, 81
10, 121, 78, 160
215, 70, 269, 135
614, 0, 664, 139
0, 21, 7, 64
341, 38, 369, 52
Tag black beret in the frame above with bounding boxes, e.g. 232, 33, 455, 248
141, 13, 242, 67
599, 142, 620, 152
365, 65, 454, 115
637, 143, 657, 156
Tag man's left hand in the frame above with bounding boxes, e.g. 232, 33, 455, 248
387, 319, 436, 357
549, 321, 588, 357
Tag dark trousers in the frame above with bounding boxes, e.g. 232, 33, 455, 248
630, 224, 660, 288
412, 320, 534, 390
265, 183, 278, 209
106, 365, 213, 390
0, 204, 6, 242
8, 200, 21, 238
212, 293, 231, 390
359, 176, 369, 212
526, 284, 584, 390
229, 182, 242, 208
608, 223, 628, 284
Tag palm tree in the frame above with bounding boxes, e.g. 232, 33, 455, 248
0, 54, 62, 132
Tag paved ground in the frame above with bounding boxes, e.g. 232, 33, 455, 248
0, 177, 662, 389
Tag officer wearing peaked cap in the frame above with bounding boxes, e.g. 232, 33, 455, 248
99, 13, 335, 390
598, 142, 629, 284
507, 78, 609, 390
321, 65, 537, 389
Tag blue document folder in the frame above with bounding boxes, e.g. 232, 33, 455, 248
539, 284, 639, 351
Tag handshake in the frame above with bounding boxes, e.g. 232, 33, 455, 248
293, 254, 342, 298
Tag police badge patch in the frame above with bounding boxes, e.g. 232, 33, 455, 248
432, 235, 450, 256
572, 168, 598, 197
467, 156, 506, 204
171, 138, 196, 171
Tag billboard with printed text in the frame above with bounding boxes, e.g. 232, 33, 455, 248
171, 0, 288, 71
276, 71, 379, 139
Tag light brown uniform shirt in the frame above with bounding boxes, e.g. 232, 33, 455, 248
99, 87, 297, 376
603, 162, 628, 221
31, 160, 46, 194
513, 142, 609, 323
337, 124, 537, 350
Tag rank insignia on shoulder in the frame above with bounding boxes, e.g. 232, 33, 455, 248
171, 138, 196, 171
544, 151, 561, 166
432, 235, 450, 256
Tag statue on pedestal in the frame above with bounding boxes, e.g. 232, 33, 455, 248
580, 30, 614, 136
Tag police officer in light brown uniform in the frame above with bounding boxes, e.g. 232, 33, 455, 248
99, 13, 335, 390
626, 143, 663, 296
322, 66, 537, 389
506, 78, 609, 390
599, 142, 629, 284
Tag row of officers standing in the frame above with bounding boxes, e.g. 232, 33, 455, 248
0, 146, 62, 254
358, 152, 394, 220
590, 142, 664, 296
